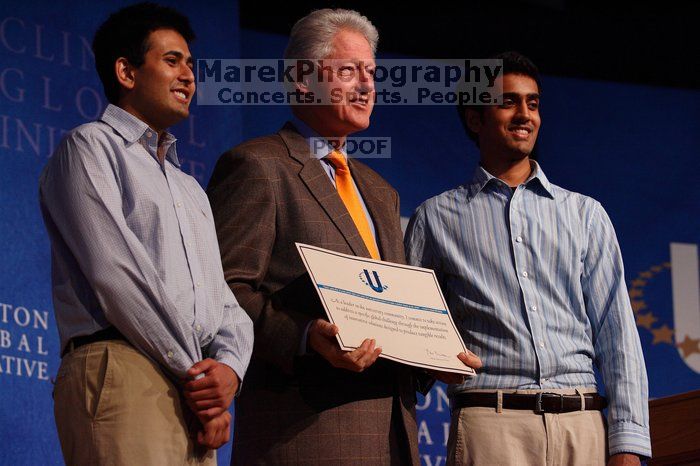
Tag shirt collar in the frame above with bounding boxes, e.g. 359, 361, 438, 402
290, 116, 348, 161
466, 160, 555, 200
100, 104, 180, 167
530, 161, 554, 198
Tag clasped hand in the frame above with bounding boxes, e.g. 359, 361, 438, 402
182, 358, 239, 449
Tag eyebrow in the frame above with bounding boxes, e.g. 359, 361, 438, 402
163, 50, 194, 66
337, 59, 376, 65
502, 92, 540, 100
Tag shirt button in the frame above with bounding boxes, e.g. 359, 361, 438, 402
522, 271, 528, 278
176, 202, 182, 208
196, 282, 202, 288
166, 350, 174, 358
146, 131, 153, 138
539, 341, 545, 348
516, 236, 523, 243
195, 324, 202, 331
531, 305, 537, 311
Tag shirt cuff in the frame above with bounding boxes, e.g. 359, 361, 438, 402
608, 420, 652, 459
298, 320, 314, 355
161, 347, 194, 380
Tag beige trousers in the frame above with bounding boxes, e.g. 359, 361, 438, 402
447, 388, 607, 466
53, 340, 216, 466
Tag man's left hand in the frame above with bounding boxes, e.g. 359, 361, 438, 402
607, 453, 641, 466
430, 351, 483, 384
183, 359, 239, 421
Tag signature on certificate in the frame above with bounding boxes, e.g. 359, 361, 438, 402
425, 348, 450, 361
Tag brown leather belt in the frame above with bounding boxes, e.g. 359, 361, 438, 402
453, 392, 607, 414
62, 326, 126, 357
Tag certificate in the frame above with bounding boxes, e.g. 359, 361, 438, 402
296, 243, 475, 375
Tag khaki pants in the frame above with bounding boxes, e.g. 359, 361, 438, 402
53, 340, 216, 466
447, 388, 607, 466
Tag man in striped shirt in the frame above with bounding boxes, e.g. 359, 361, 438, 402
404, 52, 650, 465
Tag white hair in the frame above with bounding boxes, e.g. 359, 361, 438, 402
284, 8, 378, 60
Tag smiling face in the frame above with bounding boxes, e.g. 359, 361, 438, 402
468, 73, 541, 161
119, 28, 195, 133
296, 28, 375, 141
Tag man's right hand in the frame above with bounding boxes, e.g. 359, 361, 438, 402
307, 319, 382, 372
196, 411, 231, 450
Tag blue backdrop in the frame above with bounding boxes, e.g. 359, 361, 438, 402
1, 2, 699, 465
0, 1, 241, 463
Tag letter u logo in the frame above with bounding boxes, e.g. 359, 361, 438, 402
363, 269, 384, 293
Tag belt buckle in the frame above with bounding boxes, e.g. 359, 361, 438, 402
534, 392, 564, 414
534, 392, 544, 414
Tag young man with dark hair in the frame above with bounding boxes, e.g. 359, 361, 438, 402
456, 51, 542, 147
39, 3, 253, 464
405, 51, 650, 465
92, 1, 196, 104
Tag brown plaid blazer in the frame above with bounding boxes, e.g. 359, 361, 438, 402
207, 123, 420, 465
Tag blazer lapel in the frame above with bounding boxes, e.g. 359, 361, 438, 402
278, 123, 371, 258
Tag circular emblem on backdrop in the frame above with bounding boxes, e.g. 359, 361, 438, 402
629, 262, 700, 358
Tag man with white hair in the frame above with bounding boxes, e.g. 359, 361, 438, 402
208, 8, 463, 465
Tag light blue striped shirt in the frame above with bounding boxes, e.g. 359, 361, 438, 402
404, 162, 650, 457
40, 104, 253, 380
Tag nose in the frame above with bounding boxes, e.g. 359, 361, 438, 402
514, 100, 531, 122
180, 63, 195, 88
358, 65, 374, 93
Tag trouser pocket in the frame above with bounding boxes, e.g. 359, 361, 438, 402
84, 343, 113, 420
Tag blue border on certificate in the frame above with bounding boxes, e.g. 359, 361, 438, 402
316, 284, 448, 314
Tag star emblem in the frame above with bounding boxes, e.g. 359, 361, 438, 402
651, 325, 674, 345
677, 335, 700, 358
629, 288, 644, 298
631, 300, 647, 312
639, 271, 653, 279
631, 279, 647, 287
636, 312, 657, 329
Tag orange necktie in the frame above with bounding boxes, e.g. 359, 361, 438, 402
327, 150, 380, 260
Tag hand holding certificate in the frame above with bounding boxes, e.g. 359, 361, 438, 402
297, 243, 478, 376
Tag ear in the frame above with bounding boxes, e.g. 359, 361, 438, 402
466, 108, 482, 135
115, 57, 136, 92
